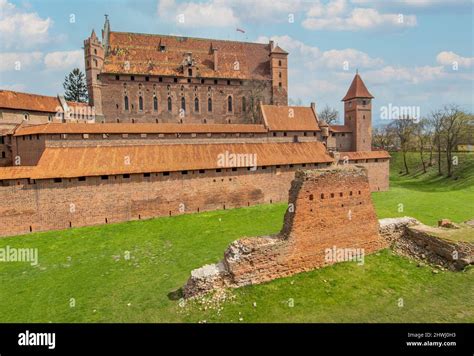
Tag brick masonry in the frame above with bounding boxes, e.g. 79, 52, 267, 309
0, 161, 389, 238
183, 166, 388, 297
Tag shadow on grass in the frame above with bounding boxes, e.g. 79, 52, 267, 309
167, 288, 184, 301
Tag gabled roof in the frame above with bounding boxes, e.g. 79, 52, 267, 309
261, 105, 320, 132
0, 90, 89, 113
342, 74, 374, 101
102, 32, 278, 80
0, 142, 334, 180
13, 122, 268, 136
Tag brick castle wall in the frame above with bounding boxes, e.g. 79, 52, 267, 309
0, 162, 388, 238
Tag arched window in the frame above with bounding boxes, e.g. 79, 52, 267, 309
167, 97, 172, 112
124, 96, 129, 111
278, 60, 282, 66
227, 96, 233, 112
181, 97, 186, 111
242, 97, 246, 112
93, 59, 98, 67
188, 68, 192, 76
153, 96, 158, 111
139, 96, 143, 111
194, 97, 199, 112
208, 98, 212, 112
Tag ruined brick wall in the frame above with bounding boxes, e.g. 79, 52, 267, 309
184, 167, 388, 297
0, 168, 296, 237
100, 75, 272, 124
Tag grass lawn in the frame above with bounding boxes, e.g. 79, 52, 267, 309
0, 152, 472, 323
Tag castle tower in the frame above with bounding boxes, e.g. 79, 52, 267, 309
84, 18, 108, 117
269, 42, 288, 106
342, 73, 374, 152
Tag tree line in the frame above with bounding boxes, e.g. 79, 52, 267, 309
373, 105, 473, 177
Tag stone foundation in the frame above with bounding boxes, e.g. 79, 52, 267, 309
380, 217, 473, 271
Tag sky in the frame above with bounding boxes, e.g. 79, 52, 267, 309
0, 0, 473, 126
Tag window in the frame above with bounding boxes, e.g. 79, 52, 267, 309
101, 175, 109, 180
139, 96, 143, 111
153, 96, 158, 111
131, 76, 135, 81
278, 60, 282, 66
143, 173, 151, 177
94, 49, 97, 55
188, 68, 192, 76
123, 174, 130, 179
115, 75, 119, 80
124, 96, 129, 111
208, 98, 212, 112
78, 177, 86, 181
242, 97, 246, 112
0, 137, 4, 144
23, 113, 29, 121
181, 97, 186, 111
167, 97, 172, 112
1, 152, 5, 159
145, 76, 149, 82
279, 82, 282, 88
227, 96, 233, 112
93, 59, 98, 67
194, 97, 199, 112
54, 178, 62, 183
279, 72, 282, 78
227, 80, 230, 85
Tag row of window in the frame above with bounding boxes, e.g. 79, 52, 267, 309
123, 95, 243, 113
116, 75, 244, 86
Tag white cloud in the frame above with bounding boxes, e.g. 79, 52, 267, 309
157, 0, 307, 27
303, 0, 416, 31
44, 50, 84, 71
257, 35, 384, 71
436, 51, 473, 69
0, 52, 44, 72
363, 65, 445, 85
0, 0, 52, 49
158, 0, 239, 27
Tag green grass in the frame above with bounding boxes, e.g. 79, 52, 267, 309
0, 151, 472, 323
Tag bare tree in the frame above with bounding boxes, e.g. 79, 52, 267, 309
389, 116, 416, 175
414, 118, 430, 173
318, 105, 339, 125
244, 80, 271, 124
428, 110, 444, 175
373, 126, 395, 150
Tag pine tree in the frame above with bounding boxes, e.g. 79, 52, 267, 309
63, 68, 88, 103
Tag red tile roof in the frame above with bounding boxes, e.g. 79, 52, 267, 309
340, 151, 391, 160
13, 122, 268, 136
0, 142, 333, 180
0, 90, 89, 113
261, 105, 320, 132
342, 74, 374, 101
103, 32, 274, 80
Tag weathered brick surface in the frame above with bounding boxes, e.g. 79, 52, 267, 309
183, 167, 387, 297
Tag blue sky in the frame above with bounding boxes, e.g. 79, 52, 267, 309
0, 0, 472, 126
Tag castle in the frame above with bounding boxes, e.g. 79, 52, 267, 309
0, 18, 389, 237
